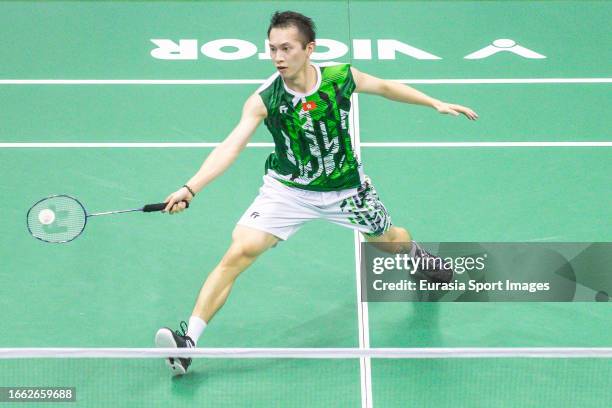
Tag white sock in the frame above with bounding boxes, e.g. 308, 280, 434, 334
186, 316, 207, 346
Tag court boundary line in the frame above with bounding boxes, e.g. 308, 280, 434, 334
350, 93, 373, 408
2, 142, 611, 148
0, 78, 610, 85
1, 347, 611, 359
362, 142, 612, 147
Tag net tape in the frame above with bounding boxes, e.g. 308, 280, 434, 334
1, 348, 611, 359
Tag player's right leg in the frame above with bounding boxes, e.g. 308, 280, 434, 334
157, 175, 315, 375
191, 225, 279, 323
156, 225, 278, 375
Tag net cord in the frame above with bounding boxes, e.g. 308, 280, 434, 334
1, 347, 611, 359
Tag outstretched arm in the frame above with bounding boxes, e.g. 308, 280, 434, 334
164, 93, 267, 213
350, 67, 478, 120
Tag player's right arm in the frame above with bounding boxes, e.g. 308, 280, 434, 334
164, 93, 267, 213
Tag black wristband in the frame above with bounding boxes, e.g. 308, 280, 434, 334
183, 184, 196, 198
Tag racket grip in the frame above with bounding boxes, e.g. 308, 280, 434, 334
143, 201, 189, 212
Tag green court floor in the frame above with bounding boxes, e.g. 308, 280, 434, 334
1, 1, 610, 407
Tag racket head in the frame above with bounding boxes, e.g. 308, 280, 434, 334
26, 195, 88, 243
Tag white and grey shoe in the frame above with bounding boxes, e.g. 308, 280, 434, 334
155, 321, 195, 376
413, 243, 454, 283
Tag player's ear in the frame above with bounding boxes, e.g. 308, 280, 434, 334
305, 41, 316, 57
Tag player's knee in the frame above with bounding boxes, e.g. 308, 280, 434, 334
228, 231, 271, 260
230, 226, 277, 258
230, 239, 265, 260
393, 227, 411, 243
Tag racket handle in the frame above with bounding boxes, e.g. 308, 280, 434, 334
143, 201, 189, 213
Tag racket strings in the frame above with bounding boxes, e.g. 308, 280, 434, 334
27, 195, 87, 243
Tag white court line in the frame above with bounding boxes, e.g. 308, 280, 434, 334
350, 93, 373, 408
1, 347, 611, 359
393, 78, 612, 84
1, 142, 611, 148
0, 142, 274, 148
361, 142, 612, 147
0, 79, 263, 85
0, 78, 610, 85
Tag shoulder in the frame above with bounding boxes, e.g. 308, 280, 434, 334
317, 61, 349, 68
317, 61, 352, 73
256, 71, 281, 95
243, 93, 267, 119
316, 62, 354, 85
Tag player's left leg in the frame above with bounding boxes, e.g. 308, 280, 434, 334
324, 177, 453, 282
362, 225, 411, 253
364, 226, 453, 283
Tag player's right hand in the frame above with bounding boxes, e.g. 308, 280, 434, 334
163, 187, 193, 214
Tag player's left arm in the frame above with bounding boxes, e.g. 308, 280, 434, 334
351, 67, 478, 120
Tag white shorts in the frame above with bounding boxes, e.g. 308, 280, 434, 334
237, 175, 392, 240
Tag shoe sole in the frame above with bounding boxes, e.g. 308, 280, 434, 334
155, 328, 187, 376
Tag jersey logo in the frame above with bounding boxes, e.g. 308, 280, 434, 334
250, 211, 260, 219
302, 101, 317, 112
279, 105, 288, 114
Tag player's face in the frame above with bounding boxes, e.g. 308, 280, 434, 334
268, 26, 314, 79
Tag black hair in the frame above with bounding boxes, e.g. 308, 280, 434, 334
267, 11, 316, 49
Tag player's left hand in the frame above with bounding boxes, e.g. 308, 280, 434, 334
434, 102, 479, 120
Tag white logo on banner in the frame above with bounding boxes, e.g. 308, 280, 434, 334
150, 38, 546, 61
464, 39, 546, 59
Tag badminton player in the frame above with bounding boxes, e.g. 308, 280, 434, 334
155, 10, 478, 375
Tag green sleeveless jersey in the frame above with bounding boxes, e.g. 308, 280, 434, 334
257, 62, 364, 191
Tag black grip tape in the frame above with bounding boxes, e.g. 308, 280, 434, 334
143, 201, 189, 213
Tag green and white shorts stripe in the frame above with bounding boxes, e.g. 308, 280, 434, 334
237, 175, 392, 240
339, 178, 392, 237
